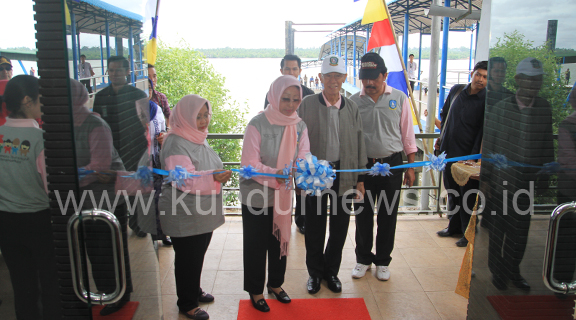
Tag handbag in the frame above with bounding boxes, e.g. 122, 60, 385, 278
435, 84, 465, 156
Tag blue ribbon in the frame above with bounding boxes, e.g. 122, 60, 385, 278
78, 168, 95, 180
122, 166, 154, 187
162, 165, 200, 189
232, 166, 289, 179
425, 152, 447, 172
295, 153, 336, 196
369, 162, 392, 176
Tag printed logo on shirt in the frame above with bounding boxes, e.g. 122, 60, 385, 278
0, 136, 30, 163
262, 133, 278, 139
389, 100, 398, 110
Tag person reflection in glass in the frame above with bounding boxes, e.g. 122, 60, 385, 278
482, 57, 555, 291
554, 87, 576, 289
70, 79, 135, 316
486, 57, 513, 109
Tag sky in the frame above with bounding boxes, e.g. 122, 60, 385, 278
3, 0, 478, 50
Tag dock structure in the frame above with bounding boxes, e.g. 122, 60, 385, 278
65, 0, 147, 94
289, 0, 484, 113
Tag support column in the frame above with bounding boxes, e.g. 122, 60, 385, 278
138, 38, 144, 77
71, 13, 79, 80
115, 37, 123, 56
421, 0, 442, 211
438, 0, 450, 111
468, 28, 474, 82
105, 18, 111, 59
331, 38, 334, 55
365, 26, 370, 54
353, 31, 357, 87
285, 21, 294, 55
338, 36, 342, 57
345, 35, 349, 82
403, 11, 409, 66
128, 24, 135, 85
418, 31, 422, 82
100, 34, 105, 84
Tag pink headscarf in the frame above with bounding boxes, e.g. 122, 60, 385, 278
264, 75, 302, 257
165, 94, 212, 144
70, 79, 91, 127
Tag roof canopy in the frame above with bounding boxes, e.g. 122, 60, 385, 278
331, 0, 482, 37
67, 0, 143, 39
318, 35, 368, 60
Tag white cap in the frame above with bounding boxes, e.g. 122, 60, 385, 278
321, 55, 346, 74
516, 57, 544, 76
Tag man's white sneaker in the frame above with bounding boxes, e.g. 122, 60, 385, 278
351, 263, 371, 279
376, 266, 390, 281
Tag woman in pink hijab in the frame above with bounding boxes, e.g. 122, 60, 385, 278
239, 75, 311, 312
158, 94, 232, 320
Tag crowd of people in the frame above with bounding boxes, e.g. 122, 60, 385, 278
0, 50, 574, 320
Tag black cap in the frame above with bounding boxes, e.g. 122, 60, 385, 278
359, 52, 386, 80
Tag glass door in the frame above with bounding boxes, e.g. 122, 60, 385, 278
468, 0, 576, 318
63, 0, 163, 318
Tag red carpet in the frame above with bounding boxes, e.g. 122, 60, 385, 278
487, 295, 576, 320
91, 302, 140, 319
237, 298, 371, 320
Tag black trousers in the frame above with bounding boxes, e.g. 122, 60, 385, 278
410, 80, 415, 91
242, 205, 287, 294
444, 163, 479, 234
354, 153, 403, 266
171, 232, 212, 312
294, 195, 305, 228
305, 173, 352, 278
84, 203, 133, 301
0, 209, 62, 320
80, 79, 92, 94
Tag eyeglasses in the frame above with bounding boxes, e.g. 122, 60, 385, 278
0, 66, 12, 72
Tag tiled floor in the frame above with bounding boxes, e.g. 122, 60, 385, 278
157, 215, 469, 320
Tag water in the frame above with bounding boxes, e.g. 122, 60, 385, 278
19, 57, 471, 122
208, 58, 473, 121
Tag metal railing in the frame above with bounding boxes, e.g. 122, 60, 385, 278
207, 133, 446, 215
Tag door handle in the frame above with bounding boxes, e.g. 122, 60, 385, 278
543, 202, 576, 294
67, 209, 127, 305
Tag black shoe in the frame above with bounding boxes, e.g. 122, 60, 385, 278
267, 286, 291, 303
180, 308, 210, 320
307, 276, 321, 294
455, 237, 468, 247
249, 294, 270, 312
492, 275, 508, 291
324, 275, 342, 293
298, 225, 305, 235
162, 236, 172, 246
100, 299, 129, 316
437, 227, 456, 237
198, 289, 214, 303
511, 278, 531, 291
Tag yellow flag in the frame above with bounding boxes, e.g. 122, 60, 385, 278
64, 1, 71, 25
361, 0, 388, 25
146, 38, 157, 66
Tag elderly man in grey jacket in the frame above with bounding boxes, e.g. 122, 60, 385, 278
298, 55, 367, 294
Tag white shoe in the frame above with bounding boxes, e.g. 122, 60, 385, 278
351, 263, 371, 279
376, 266, 390, 281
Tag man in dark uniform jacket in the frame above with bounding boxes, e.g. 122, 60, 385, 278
93, 56, 148, 172
89, 56, 148, 315
435, 61, 488, 247
264, 54, 314, 235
